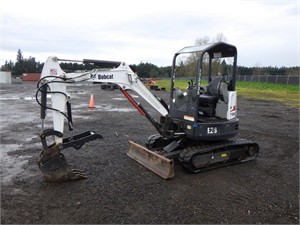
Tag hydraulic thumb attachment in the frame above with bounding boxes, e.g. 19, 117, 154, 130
38, 129, 103, 182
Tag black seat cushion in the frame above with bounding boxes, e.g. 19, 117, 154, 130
199, 95, 218, 105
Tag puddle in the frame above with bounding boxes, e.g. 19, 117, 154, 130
72, 104, 135, 112
0, 97, 19, 100
0, 144, 33, 184
24, 136, 40, 143
0, 94, 51, 101
69, 90, 86, 94
112, 97, 126, 101
105, 107, 135, 112
22, 96, 35, 101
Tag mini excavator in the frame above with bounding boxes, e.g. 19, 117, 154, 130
36, 42, 259, 182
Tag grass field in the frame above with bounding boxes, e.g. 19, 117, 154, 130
155, 79, 299, 107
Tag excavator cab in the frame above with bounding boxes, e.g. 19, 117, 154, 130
169, 42, 239, 141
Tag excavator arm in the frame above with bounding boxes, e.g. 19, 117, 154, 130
36, 56, 173, 182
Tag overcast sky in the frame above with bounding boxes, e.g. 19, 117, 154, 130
1, 0, 299, 67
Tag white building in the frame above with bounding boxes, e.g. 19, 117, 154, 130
0, 72, 12, 84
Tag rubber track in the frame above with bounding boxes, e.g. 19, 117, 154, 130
178, 138, 259, 173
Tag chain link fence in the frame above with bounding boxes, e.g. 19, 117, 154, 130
236, 75, 299, 85
172, 75, 299, 85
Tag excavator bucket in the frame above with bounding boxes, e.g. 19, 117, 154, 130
38, 129, 103, 182
39, 153, 88, 182
127, 141, 174, 179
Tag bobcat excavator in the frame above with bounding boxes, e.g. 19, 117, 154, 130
36, 42, 259, 182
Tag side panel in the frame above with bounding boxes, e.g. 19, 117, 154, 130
227, 91, 237, 120
182, 119, 239, 141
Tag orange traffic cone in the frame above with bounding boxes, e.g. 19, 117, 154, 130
89, 94, 95, 108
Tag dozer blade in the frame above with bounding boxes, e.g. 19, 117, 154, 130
127, 141, 174, 179
39, 153, 87, 183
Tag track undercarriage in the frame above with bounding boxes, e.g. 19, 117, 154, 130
127, 134, 259, 179
39, 130, 259, 182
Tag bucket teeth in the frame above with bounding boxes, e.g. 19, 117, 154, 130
127, 141, 174, 179
39, 153, 87, 182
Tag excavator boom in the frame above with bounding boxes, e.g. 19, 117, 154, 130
36, 56, 172, 182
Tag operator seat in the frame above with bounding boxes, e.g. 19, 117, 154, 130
198, 76, 224, 117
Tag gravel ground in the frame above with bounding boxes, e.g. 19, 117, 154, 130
1, 82, 299, 224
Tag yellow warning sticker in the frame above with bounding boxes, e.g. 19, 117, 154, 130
221, 153, 227, 158
184, 115, 194, 122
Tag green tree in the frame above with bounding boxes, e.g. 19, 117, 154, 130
16, 49, 23, 62
136, 62, 158, 78
13, 49, 25, 75
12, 49, 40, 75
159, 66, 171, 77
1, 60, 14, 71
24, 57, 39, 73
149, 67, 159, 78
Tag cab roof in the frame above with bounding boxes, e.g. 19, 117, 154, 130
177, 42, 237, 58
